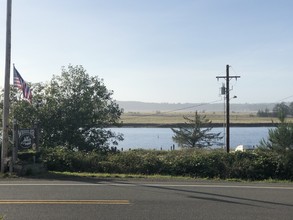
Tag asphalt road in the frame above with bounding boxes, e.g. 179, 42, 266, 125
0, 178, 292, 220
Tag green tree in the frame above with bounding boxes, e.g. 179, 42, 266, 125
272, 102, 290, 121
260, 103, 293, 154
171, 111, 222, 148
260, 119, 293, 154
4, 65, 123, 152
289, 102, 293, 115
259, 115, 293, 179
257, 108, 271, 117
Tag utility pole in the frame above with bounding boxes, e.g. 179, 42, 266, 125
1, 0, 12, 173
216, 65, 240, 153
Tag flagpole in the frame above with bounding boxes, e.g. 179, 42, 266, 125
1, 0, 12, 173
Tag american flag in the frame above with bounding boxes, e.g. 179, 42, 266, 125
13, 66, 32, 103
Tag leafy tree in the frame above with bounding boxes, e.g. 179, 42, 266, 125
171, 111, 222, 148
272, 102, 290, 121
2, 65, 123, 152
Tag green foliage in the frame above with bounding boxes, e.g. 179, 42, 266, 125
258, 112, 293, 180
257, 102, 293, 118
41, 65, 123, 151
257, 108, 271, 117
17, 150, 42, 164
256, 113, 293, 180
273, 102, 290, 121
1, 65, 123, 152
260, 119, 293, 154
42, 146, 108, 172
42, 148, 293, 180
171, 111, 222, 148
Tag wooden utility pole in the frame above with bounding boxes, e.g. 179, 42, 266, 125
216, 65, 240, 153
1, 0, 12, 173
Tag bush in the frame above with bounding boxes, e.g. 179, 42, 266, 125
106, 150, 165, 174
42, 147, 293, 180
18, 150, 42, 164
42, 147, 108, 172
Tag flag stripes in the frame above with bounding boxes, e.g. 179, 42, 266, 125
13, 66, 32, 103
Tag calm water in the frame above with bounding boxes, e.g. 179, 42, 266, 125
110, 127, 271, 150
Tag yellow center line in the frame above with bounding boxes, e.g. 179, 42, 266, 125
0, 200, 130, 205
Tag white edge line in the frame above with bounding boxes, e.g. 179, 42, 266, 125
0, 183, 292, 190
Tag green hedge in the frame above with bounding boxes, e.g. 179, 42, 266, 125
41, 147, 293, 180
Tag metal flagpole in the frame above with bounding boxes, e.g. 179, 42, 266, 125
1, 0, 12, 173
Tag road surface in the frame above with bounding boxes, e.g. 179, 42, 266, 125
0, 178, 292, 220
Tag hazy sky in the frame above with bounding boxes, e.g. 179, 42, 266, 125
1, 0, 293, 104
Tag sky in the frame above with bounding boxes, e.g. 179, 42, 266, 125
1, 0, 293, 104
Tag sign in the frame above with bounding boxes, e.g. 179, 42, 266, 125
18, 129, 35, 149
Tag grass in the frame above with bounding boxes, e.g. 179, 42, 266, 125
49, 171, 191, 180
120, 112, 282, 125
48, 171, 293, 184
1, 170, 292, 184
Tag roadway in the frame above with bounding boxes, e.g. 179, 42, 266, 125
0, 178, 292, 220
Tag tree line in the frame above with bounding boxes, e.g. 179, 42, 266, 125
257, 102, 293, 119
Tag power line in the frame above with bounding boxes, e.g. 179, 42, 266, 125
162, 99, 223, 114
276, 95, 293, 103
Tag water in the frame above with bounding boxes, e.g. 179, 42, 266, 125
110, 127, 271, 150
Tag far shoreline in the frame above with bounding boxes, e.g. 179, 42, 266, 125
117, 123, 277, 128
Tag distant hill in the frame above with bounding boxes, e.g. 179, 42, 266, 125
117, 101, 276, 113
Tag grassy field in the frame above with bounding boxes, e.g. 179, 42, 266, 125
120, 112, 282, 125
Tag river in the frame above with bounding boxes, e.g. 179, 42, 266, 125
109, 127, 271, 150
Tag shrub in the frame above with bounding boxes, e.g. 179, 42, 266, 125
42, 147, 293, 180
42, 147, 108, 172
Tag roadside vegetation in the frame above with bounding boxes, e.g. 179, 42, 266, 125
41, 148, 293, 181
1, 64, 292, 182
40, 108, 293, 181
